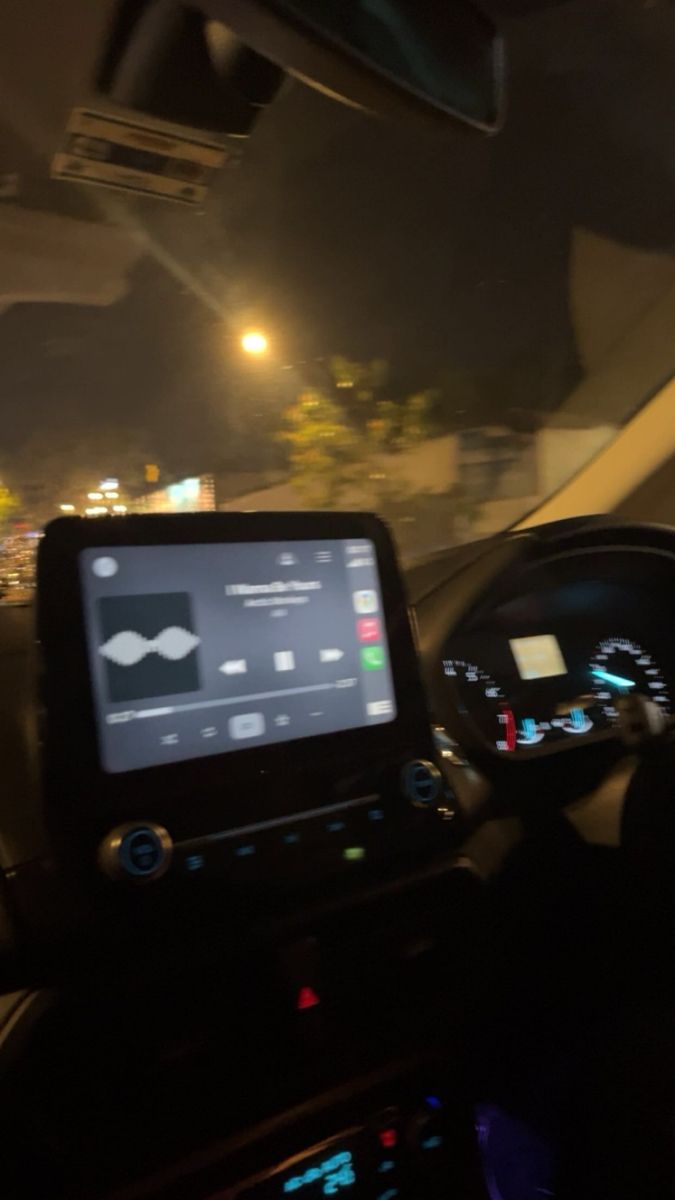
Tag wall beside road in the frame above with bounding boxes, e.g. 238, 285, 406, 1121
218, 424, 619, 549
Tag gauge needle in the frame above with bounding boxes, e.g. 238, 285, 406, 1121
592, 667, 636, 689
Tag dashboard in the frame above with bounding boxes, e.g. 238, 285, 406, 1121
2, 513, 675, 1200
3, 512, 673, 912
35, 509, 447, 902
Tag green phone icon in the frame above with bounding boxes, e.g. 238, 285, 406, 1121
361, 645, 385, 671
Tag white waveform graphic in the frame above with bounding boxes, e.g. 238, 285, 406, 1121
99, 626, 201, 667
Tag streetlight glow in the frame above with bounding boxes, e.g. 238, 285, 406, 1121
88, 491, 103, 500
60, 503, 75, 512
241, 330, 269, 355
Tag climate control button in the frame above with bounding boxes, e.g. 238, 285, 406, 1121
98, 822, 173, 882
401, 759, 442, 807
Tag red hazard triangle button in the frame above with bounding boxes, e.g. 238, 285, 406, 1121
296, 985, 320, 1011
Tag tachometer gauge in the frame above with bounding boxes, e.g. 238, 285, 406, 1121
589, 637, 671, 723
442, 658, 516, 752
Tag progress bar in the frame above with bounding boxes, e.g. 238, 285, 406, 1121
106, 680, 356, 724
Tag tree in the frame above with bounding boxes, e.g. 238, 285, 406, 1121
329, 355, 389, 417
278, 359, 480, 553
0, 482, 19, 534
279, 359, 438, 504
278, 388, 365, 508
367, 389, 437, 452
327, 356, 438, 448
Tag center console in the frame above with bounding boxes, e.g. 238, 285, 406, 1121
121, 1066, 486, 1200
0, 513, 485, 1200
36, 511, 451, 909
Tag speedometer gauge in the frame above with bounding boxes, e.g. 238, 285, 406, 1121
443, 658, 516, 752
590, 637, 671, 723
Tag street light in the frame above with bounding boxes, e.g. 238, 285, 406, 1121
59, 503, 75, 512
241, 330, 269, 356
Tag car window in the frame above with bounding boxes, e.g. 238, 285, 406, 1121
0, 0, 674, 596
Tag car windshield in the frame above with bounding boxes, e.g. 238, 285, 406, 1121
1, 0, 674, 596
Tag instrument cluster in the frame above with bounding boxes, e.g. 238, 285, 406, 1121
440, 575, 673, 755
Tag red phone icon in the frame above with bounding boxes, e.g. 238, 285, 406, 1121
357, 618, 381, 642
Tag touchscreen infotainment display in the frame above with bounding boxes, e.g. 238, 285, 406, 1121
79, 538, 397, 773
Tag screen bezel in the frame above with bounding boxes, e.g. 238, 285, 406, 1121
38, 512, 432, 843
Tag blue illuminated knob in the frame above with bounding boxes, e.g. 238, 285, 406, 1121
98, 821, 173, 883
401, 760, 442, 808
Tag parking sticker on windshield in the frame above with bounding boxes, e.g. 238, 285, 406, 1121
51, 108, 232, 205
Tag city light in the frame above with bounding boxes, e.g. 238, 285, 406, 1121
112, 504, 127, 513
167, 477, 200, 507
85, 505, 108, 516
241, 330, 269, 355
59, 503, 75, 512
103, 491, 119, 499
87, 491, 103, 500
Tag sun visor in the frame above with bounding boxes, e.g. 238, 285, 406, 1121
0, 204, 141, 311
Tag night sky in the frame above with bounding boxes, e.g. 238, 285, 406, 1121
0, 0, 674, 501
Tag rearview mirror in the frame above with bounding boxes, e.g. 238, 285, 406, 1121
203, 0, 505, 133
